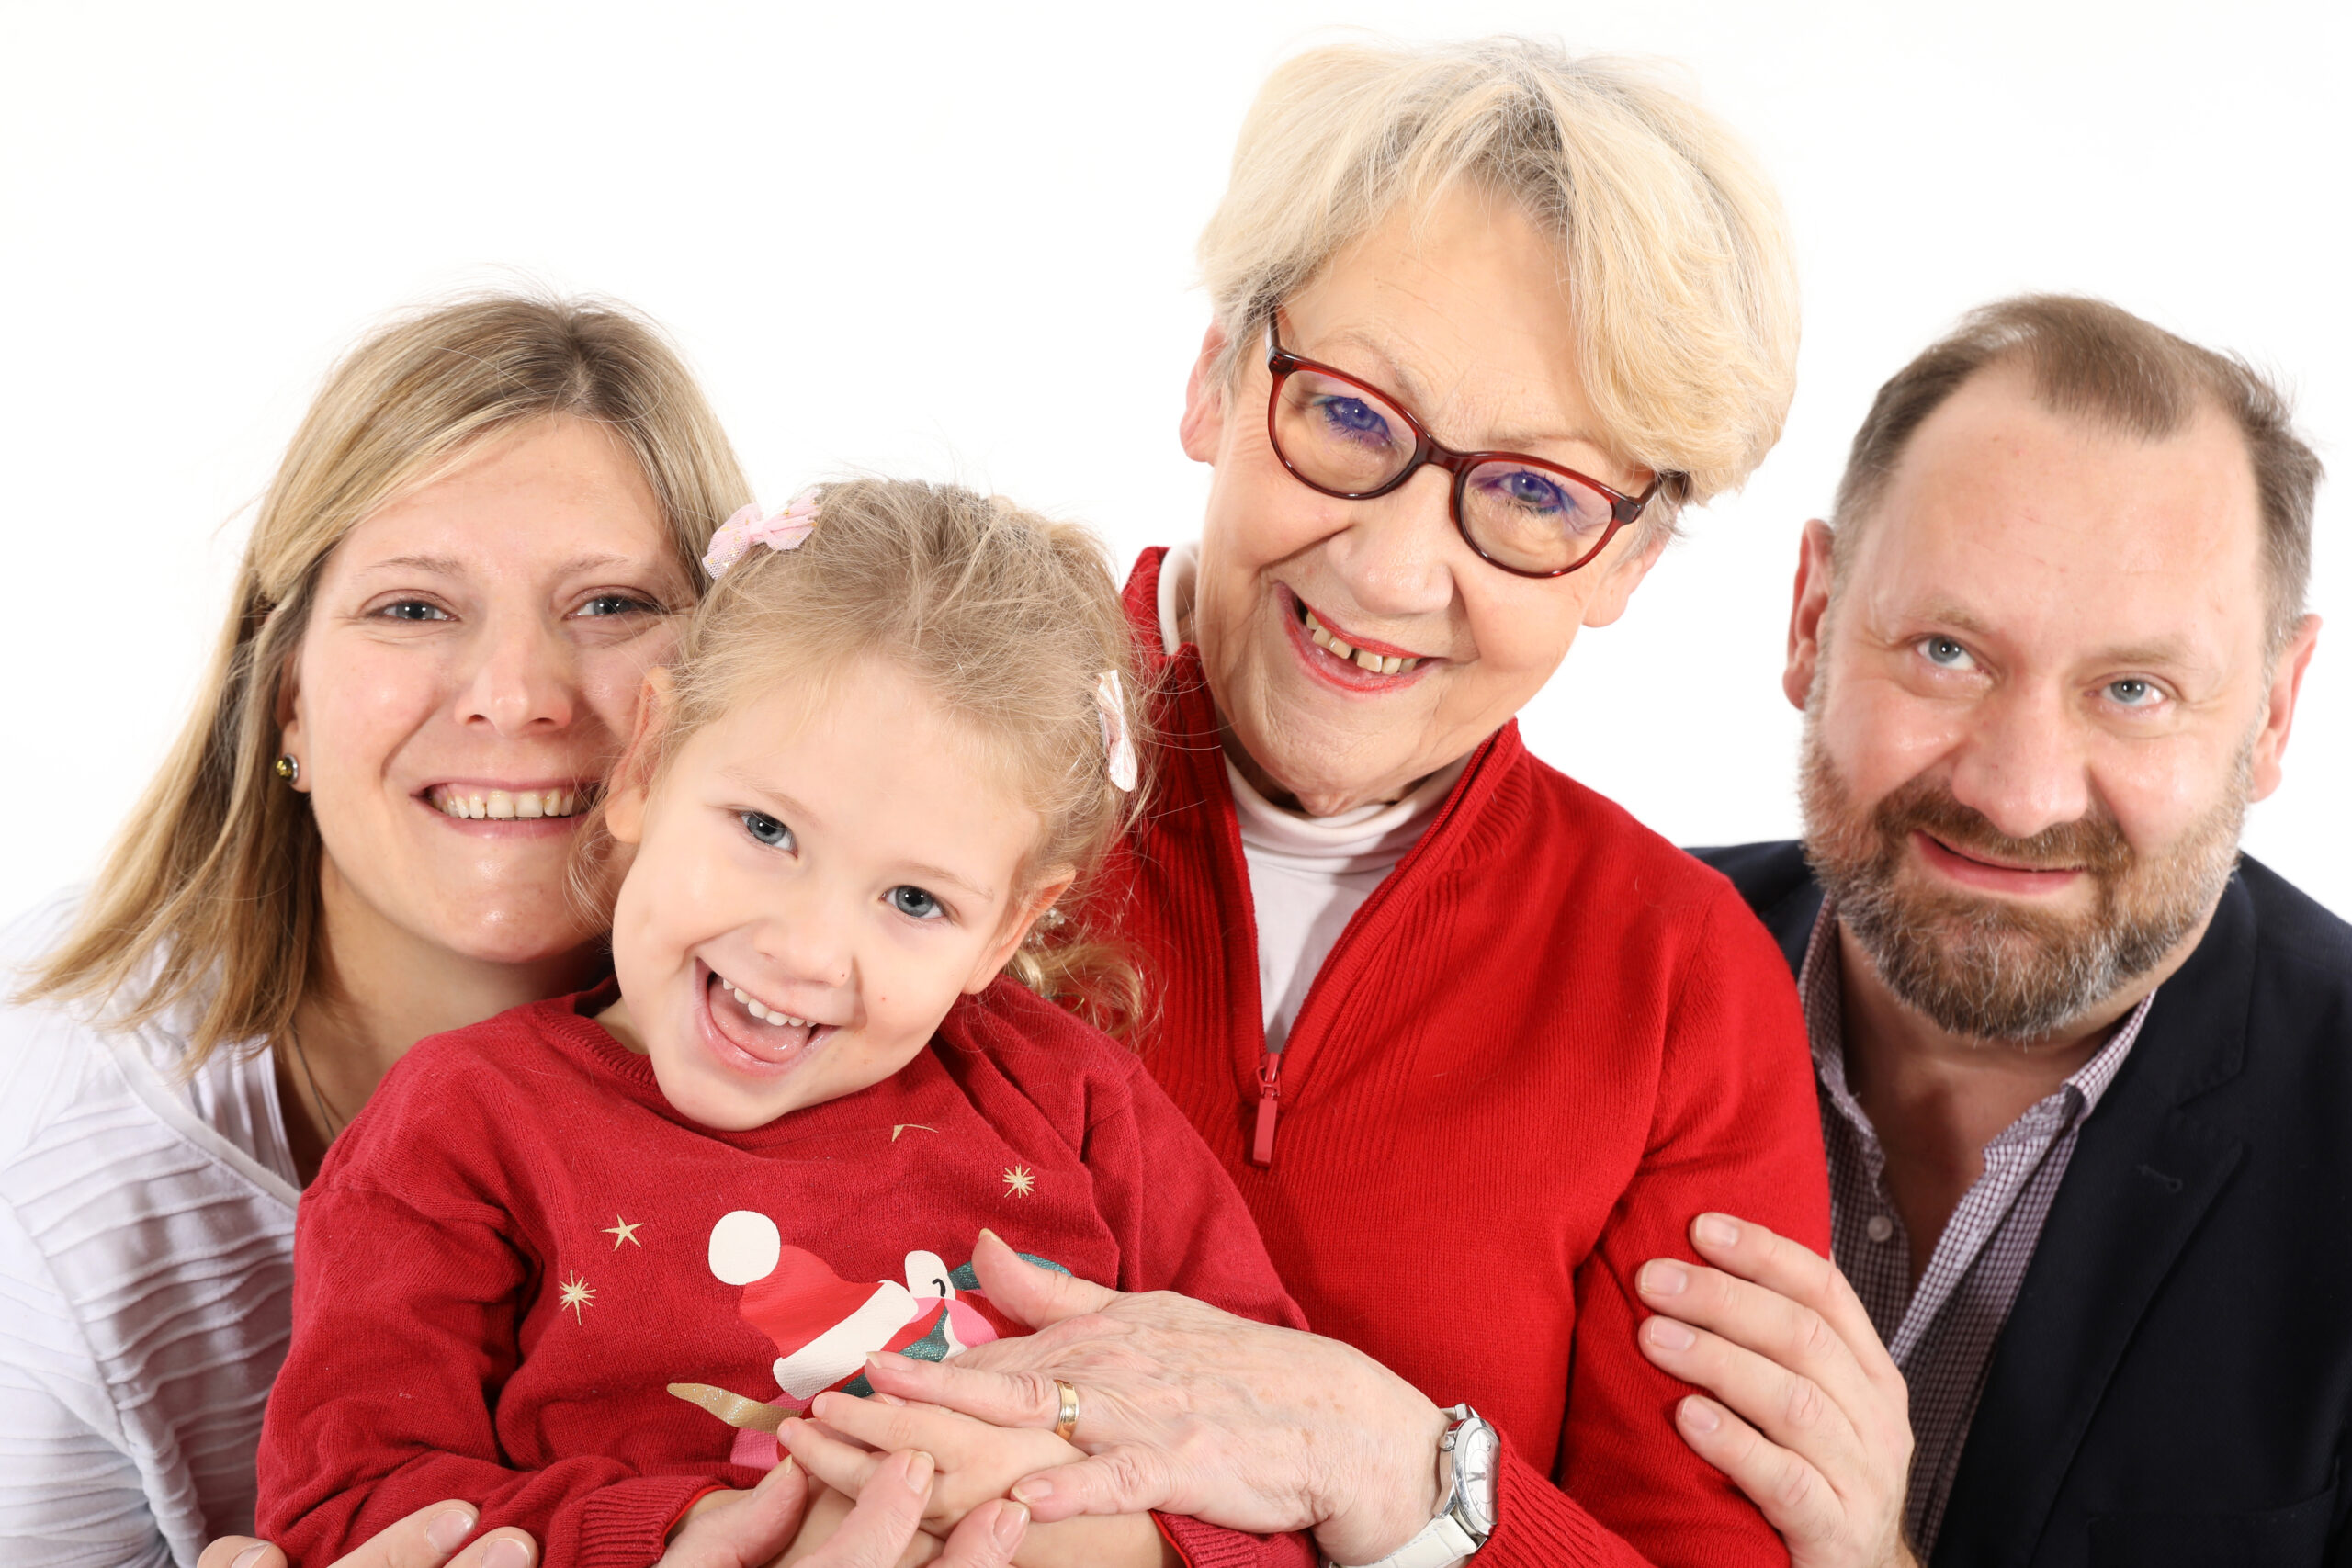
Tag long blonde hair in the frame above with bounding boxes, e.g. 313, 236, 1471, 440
1198, 36, 1800, 525
629, 479, 1150, 1032
22, 293, 752, 1070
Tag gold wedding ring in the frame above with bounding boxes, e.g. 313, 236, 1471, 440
1052, 1378, 1080, 1443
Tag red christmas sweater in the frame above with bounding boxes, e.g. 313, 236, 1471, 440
254, 977, 1307, 1568
1102, 548, 1831, 1568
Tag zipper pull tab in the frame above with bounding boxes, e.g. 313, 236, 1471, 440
1250, 1054, 1283, 1168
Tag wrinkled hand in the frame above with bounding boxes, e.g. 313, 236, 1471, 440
1635, 1213, 1917, 1568
198, 1501, 537, 1568
856, 1229, 1447, 1564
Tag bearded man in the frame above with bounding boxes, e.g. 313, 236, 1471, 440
1634, 295, 2346, 1568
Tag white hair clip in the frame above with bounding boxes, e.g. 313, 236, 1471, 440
703, 487, 822, 577
1096, 671, 1138, 793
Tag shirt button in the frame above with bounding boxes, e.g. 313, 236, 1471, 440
1866, 1214, 1896, 1243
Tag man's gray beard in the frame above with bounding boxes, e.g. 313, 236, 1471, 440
1797, 716, 2247, 1044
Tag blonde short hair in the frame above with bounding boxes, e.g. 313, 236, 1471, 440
633, 480, 1150, 1032
23, 293, 752, 1071
1198, 36, 1800, 519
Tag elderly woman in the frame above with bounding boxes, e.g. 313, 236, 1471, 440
835, 38, 1839, 1568
2, 296, 1001, 1568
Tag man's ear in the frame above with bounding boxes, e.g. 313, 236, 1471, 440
1578, 524, 1672, 629
1177, 321, 1232, 465
605, 668, 674, 847
967, 869, 1080, 995
2248, 613, 2322, 802
1783, 519, 1836, 711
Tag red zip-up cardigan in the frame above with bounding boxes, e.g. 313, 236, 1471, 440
1107, 549, 1830, 1568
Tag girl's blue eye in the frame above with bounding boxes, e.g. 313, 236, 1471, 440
888, 886, 943, 920
741, 811, 792, 850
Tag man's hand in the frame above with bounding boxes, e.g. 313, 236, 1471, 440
855, 1230, 1446, 1564
1635, 1213, 1918, 1568
197, 1502, 536, 1568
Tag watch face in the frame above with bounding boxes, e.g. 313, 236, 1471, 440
1454, 1423, 1500, 1536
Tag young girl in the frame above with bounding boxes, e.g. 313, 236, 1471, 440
254, 480, 1304, 1568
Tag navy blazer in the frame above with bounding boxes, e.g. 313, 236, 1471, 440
1695, 842, 2352, 1567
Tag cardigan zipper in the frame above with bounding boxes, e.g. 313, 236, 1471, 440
1250, 1051, 1283, 1167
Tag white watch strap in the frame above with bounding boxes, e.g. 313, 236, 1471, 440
1340, 1510, 1479, 1568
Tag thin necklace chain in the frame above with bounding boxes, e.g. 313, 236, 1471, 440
287, 1025, 345, 1142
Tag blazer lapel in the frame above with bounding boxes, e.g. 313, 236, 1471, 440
1930, 876, 2256, 1566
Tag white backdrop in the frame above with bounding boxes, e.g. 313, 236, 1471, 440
4, 0, 2346, 919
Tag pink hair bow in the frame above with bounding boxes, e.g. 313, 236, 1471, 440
704, 487, 823, 577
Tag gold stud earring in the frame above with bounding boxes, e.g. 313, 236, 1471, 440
275, 755, 300, 785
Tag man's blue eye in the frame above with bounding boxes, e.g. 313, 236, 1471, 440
1924, 637, 1968, 666
741, 811, 791, 849
2109, 679, 2156, 706
889, 886, 943, 920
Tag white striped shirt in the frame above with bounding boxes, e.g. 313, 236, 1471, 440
0, 894, 299, 1568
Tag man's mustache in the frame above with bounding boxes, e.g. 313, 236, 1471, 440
1871, 778, 2132, 880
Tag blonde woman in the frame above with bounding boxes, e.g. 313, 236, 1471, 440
835, 38, 1907, 1568
0, 296, 763, 1568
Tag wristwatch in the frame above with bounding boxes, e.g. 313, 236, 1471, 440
1340, 1404, 1499, 1568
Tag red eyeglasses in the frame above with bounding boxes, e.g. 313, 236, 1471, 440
1263, 321, 1674, 578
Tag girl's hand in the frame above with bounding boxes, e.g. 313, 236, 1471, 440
198, 1501, 537, 1568
786, 1394, 1082, 1534
795, 1452, 1030, 1568
854, 1231, 1446, 1565
670, 1451, 1027, 1568
784, 1400, 1174, 1568
1634, 1213, 1919, 1568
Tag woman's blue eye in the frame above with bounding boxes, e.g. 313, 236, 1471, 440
888, 886, 944, 920
577, 592, 656, 617
1315, 396, 1393, 444
379, 600, 449, 623
1494, 469, 1567, 513
740, 811, 792, 850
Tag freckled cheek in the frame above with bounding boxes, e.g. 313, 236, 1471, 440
305, 646, 452, 784
578, 634, 681, 743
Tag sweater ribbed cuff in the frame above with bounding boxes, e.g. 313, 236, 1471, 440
1468, 1434, 1618, 1568
578, 1476, 730, 1568
1155, 1511, 1319, 1568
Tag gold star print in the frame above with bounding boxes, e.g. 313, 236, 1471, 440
558, 1272, 595, 1322
603, 1215, 644, 1249
1002, 1165, 1036, 1198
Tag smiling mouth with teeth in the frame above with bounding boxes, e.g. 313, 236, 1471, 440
714, 970, 820, 1031
1301, 605, 1423, 675
427, 785, 587, 821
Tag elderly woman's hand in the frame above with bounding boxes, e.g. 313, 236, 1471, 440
1634, 1214, 1918, 1568
855, 1231, 1449, 1564
197, 1501, 537, 1568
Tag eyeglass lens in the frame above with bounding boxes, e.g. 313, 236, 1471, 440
1271, 365, 1623, 575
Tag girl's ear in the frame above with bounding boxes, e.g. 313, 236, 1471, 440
964, 869, 1079, 995
605, 668, 674, 847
